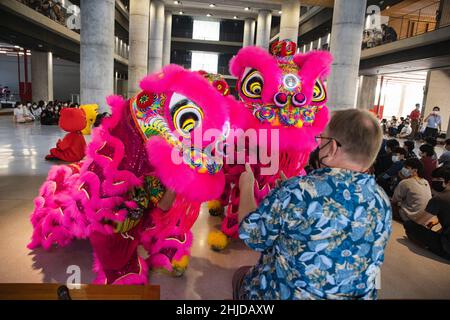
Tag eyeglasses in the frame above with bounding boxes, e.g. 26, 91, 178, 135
315, 135, 342, 147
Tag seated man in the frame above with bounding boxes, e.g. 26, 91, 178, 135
403, 140, 417, 160
233, 109, 392, 300
398, 121, 412, 138
373, 138, 399, 176
438, 139, 450, 167
419, 144, 437, 184
377, 146, 407, 196
404, 167, 450, 261
391, 158, 432, 225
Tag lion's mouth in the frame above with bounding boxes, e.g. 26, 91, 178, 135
248, 103, 319, 128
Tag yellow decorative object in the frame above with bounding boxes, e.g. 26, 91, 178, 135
207, 230, 229, 251
207, 200, 224, 216
80, 104, 99, 135
172, 255, 189, 277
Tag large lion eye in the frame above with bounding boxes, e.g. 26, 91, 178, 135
241, 69, 264, 100
170, 94, 204, 137
312, 79, 326, 103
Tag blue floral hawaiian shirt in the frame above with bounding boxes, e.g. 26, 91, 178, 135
239, 167, 392, 300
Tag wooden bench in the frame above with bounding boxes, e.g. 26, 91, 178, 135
0, 283, 160, 300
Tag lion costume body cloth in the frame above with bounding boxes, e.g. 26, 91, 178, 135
28, 65, 233, 284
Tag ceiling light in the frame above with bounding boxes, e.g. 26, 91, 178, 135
233, 16, 238, 19
14, 45, 20, 48
206, 13, 212, 17
245, 7, 250, 11
278, 10, 282, 14
174, 1, 181, 4
179, 10, 183, 14
0, 50, 6, 54
209, 3, 215, 7
38, 44, 43, 48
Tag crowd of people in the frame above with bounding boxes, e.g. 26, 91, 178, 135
232, 108, 449, 299
12, 100, 79, 125
16, 0, 67, 26
381, 104, 443, 141
374, 112, 450, 261
362, 24, 398, 49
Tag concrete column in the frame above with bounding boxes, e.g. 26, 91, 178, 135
128, 0, 150, 98
243, 19, 256, 47
255, 10, 272, 50
162, 11, 172, 66
80, 0, 114, 112
279, 0, 301, 42
356, 75, 377, 110
327, 0, 367, 110
148, 0, 165, 73
31, 51, 53, 102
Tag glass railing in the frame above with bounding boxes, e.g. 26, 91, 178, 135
362, 0, 442, 49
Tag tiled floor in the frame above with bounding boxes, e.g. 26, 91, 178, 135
0, 116, 449, 299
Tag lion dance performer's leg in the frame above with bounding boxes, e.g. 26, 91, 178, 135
90, 222, 148, 285
141, 198, 199, 276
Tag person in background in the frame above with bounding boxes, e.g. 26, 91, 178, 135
13, 102, 33, 123
438, 139, 450, 167
424, 137, 438, 160
419, 144, 437, 184
29, 101, 42, 120
233, 109, 391, 300
423, 106, 442, 139
377, 146, 407, 196
398, 120, 412, 138
397, 117, 405, 134
403, 140, 417, 159
387, 116, 398, 136
24, 102, 35, 121
380, 119, 388, 135
391, 158, 432, 225
404, 167, 450, 261
374, 138, 399, 176
381, 24, 398, 43
40, 104, 55, 125
409, 103, 421, 139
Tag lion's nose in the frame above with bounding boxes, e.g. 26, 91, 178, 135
274, 92, 288, 107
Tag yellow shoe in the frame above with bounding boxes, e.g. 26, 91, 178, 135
207, 230, 229, 251
207, 200, 224, 217
172, 255, 189, 277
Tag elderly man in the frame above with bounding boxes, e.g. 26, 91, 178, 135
233, 109, 392, 300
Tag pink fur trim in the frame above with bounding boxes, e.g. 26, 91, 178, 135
229, 46, 281, 103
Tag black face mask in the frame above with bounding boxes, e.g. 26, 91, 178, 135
309, 139, 333, 169
431, 181, 445, 192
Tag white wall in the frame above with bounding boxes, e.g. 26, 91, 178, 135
0, 54, 79, 102
424, 68, 450, 134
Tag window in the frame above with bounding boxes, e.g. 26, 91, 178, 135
192, 20, 220, 41
191, 51, 218, 74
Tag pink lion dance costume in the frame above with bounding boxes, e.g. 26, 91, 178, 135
28, 65, 233, 284
208, 40, 333, 249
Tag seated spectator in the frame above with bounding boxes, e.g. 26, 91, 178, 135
233, 109, 391, 300
391, 158, 432, 225
419, 144, 437, 184
431, 167, 448, 195
387, 116, 398, 136
30, 101, 42, 120
424, 137, 438, 160
374, 138, 399, 176
398, 121, 412, 138
24, 102, 35, 121
40, 104, 56, 125
377, 146, 407, 196
380, 119, 387, 134
381, 24, 398, 43
404, 167, 450, 261
403, 140, 417, 159
438, 139, 450, 167
13, 102, 33, 123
